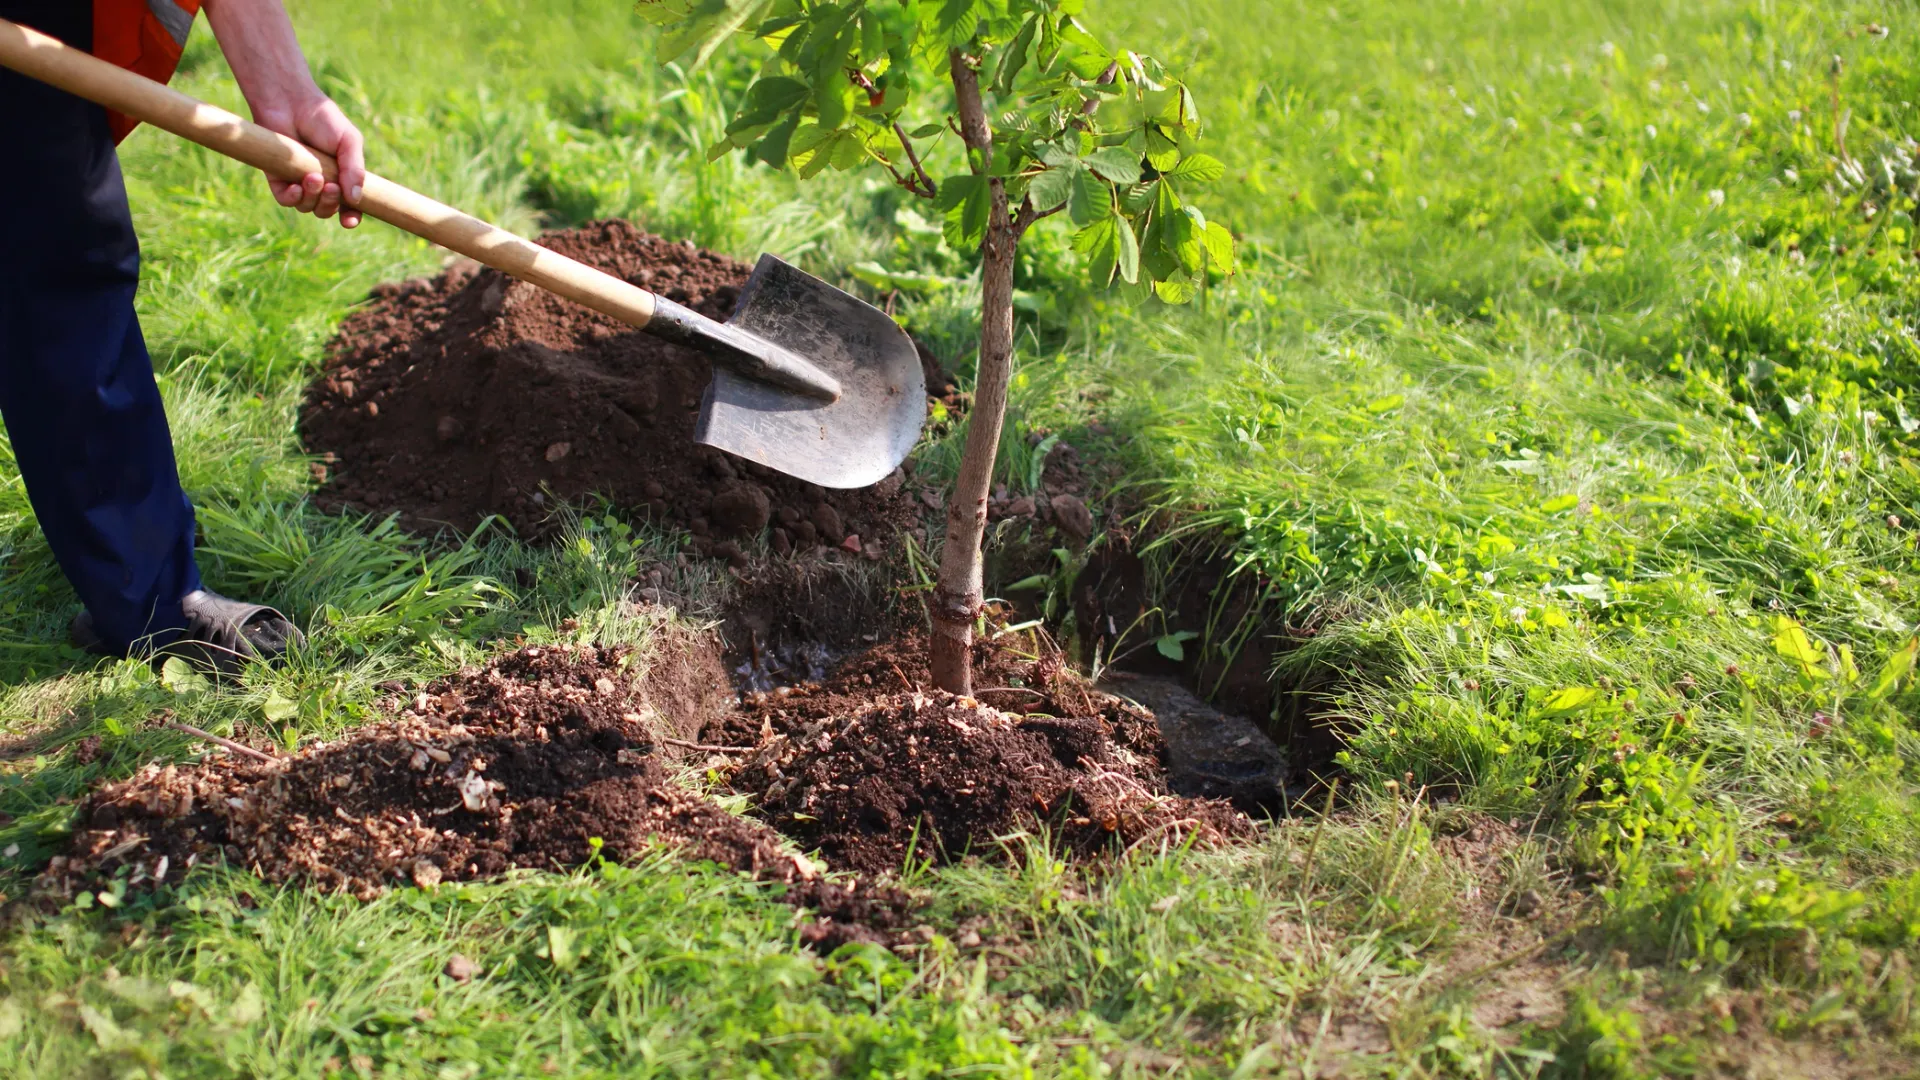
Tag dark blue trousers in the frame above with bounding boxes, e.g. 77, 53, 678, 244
0, 2, 202, 653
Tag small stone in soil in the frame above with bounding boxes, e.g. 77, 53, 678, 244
443, 954, 479, 982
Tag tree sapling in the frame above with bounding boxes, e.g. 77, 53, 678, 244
644, 0, 1235, 693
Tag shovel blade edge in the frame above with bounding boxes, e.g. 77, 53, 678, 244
695, 254, 926, 489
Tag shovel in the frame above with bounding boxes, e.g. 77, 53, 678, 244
0, 17, 925, 489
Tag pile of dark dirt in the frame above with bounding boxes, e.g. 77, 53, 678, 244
301, 220, 939, 553
711, 634, 1253, 876
40, 645, 913, 947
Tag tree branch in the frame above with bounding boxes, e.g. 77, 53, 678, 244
949, 48, 995, 173
1013, 195, 1066, 238
880, 157, 931, 200
893, 123, 938, 198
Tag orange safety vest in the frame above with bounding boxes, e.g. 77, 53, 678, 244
93, 0, 201, 142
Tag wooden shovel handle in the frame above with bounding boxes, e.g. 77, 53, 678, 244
0, 17, 660, 331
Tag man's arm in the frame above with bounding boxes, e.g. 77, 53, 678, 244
201, 0, 364, 228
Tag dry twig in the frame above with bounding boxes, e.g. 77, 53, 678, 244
165, 721, 277, 764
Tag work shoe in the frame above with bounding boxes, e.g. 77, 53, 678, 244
71, 589, 305, 675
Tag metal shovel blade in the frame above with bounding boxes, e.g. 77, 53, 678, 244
695, 255, 926, 489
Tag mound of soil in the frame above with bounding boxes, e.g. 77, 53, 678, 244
713, 634, 1253, 876
41, 645, 912, 946
302, 220, 933, 551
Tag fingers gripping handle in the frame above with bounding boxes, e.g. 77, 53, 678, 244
0, 16, 659, 331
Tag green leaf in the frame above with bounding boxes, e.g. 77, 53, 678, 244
813, 17, 858, 86
789, 122, 835, 158
230, 983, 265, 1025
859, 10, 886, 64
851, 261, 956, 292
1140, 180, 1186, 279
829, 127, 868, 169
942, 176, 991, 251
752, 13, 804, 39
653, 0, 773, 67
1201, 221, 1235, 273
934, 0, 981, 45
748, 110, 802, 168
1540, 493, 1579, 513
1057, 18, 1105, 59
797, 128, 859, 178
1772, 616, 1825, 672
546, 925, 579, 971
1074, 216, 1122, 286
1083, 146, 1142, 185
908, 122, 945, 138
1171, 205, 1207, 274
262, 689, 299, 724
1036, 11, 1062, 68
1540, 686, 1599, 714
1116, 216, 1140, 284
814, 77, 857, 130
1068, 168, 1111, 225
1144, 127, 1180, 171
1153, 275, 1196, 304
935, 174, 982, 212
1367, 394, 1406, 414
1027, 161, 1080, 211
1167, 152, 1225, 182
1869, 637, 1919, 699
161, 656, 210, 695
1155, 631, 1199, 661
729, 76, 810, 131
994, 14, 1038, 94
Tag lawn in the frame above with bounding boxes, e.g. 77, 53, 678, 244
4, 0, 1920, 1076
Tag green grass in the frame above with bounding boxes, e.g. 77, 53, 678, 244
6, 0, 1920, 1075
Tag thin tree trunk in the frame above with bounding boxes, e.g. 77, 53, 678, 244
930, 49, 1016, 696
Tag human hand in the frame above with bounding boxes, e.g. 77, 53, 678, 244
254, 96, 365, 228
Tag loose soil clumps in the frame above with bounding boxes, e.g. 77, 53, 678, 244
302, 220, 928, 551
41, 632, 1249, 946
42, 645, 912, 945
713, 635, 1253, 876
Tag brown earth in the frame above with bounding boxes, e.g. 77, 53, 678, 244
40, 643, 913, 947
301, 220, 939, 554
40, 629, 1249, 944
708, 632, 1253, 876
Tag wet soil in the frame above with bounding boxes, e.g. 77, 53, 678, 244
708, 633, 1253, 876
41, 644, 913, 946
302, 220, 935, 553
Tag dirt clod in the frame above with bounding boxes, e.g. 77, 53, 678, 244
1049, 493, 1094, 545
303, 220, 925, 546
711, 484, 772, 536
